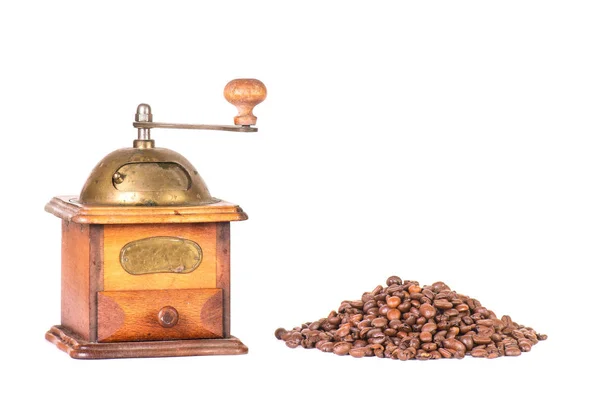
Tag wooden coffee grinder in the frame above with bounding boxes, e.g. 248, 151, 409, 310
44, 79, 266, 359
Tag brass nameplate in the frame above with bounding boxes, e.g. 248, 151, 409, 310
120, 237, 203, 275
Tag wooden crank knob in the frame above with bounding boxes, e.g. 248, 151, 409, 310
224, 78, 267, 126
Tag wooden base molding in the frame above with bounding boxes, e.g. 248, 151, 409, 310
46, 326, 248, 359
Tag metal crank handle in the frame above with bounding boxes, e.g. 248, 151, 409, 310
132, 78, 267, 136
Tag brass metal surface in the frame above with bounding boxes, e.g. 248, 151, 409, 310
120, 236, 203, 275
133, 121, 257, 132
79, 146, 215, 206
113, 162, 191, 192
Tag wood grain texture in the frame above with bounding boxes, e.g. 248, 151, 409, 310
46, 325, 247, 359
61, 221, 91, 340
216, 223, 231, 337
89, 225, 104, 342
103, 223, 217, 291
97, 289, 223, 342
45, 196, 248, 224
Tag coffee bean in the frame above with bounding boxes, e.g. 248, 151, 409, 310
386, 276, 403, 286
336, 326, 350, 337
419, 303, 436, 319
333, 342, 352, 356
387, 296, 401, 308
349, 347, 367, 358
473, 335, 492, 345
443, 338, 467, 353
455, 303, 469, 313
387, 309, 401, 320
276, 275, 546, 360
471, 348, 487, 357
459, 325, 473, 334
459, 335, 474, 351
408, 284, 422, 294
421, 322, 437, 334
431, 281, 450, 292
434, 300, 453, 310
379, 305, 391, 316
398, 302, 412, 312
274, 328, 287, 340
371, 285, 384, 296
371, 317, 387, 328
422, 288, 435, 300
519, 339, 533, 352
505, 347, 522, 356
419, 331, 433, 342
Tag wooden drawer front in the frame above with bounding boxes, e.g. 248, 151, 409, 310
103, 223, 217, 291
97, 289, 223, 342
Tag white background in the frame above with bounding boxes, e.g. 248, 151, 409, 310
1, 1, 598, 398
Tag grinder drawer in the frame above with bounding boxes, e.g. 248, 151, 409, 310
97, 288, 223, 342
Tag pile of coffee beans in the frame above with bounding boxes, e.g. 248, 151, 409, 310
274, 276, 546, 360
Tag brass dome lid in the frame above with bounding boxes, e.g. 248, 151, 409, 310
79, 142, 216, 207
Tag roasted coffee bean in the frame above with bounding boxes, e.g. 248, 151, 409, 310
491, 333, 502, 342
336, 326, 350, 337
349, 347, 367, 358
422, 288, 435, 300
371, 285, 384, 296
459, 335, 474, 351
419, 331, 433, 342
371, 317, 387, 328
398, 302, 412, 312
443, 338, 467, 353
416, 350, 432, 360
431, 281, 450, 292
438, 348, 452, 358
421, 322, 437, 334
505, 347, 522, 356
455, 303, 469, 313
410, 292, 424, 301
420, 342, 436, 352
333, 342, 352, 356
274, 328, 287, 340
386, 276, 403, 286
387, 296, 401, 308
434, 300, 453, 310
276, 275, 546, 360
387, 309, 401, 321
404, 315, 417, 325
519, 339, 533, 352
384, 328, 397, 336
419, 303, 436, 319
378, 305, 391, 316
459, 324, 473, 334
447, 327, 460, 339
471, 348, 487, 357
473, 335, 492, 345
408, 284, 422, 294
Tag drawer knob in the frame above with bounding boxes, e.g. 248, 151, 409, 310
157, 306, 179, 328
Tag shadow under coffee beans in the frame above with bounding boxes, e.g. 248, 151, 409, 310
274, 276, 547, 360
